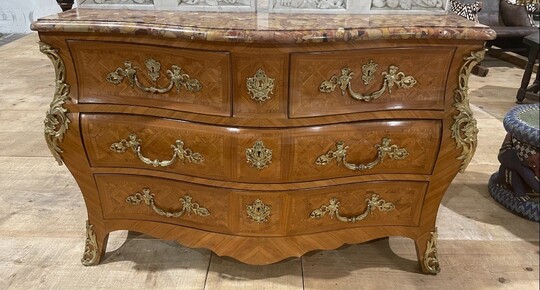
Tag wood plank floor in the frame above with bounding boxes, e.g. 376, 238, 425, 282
0, 34, 538, 290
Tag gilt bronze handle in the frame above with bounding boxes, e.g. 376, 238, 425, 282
126, 188, 210, 218
106, 58, 201, 94
110, 133, 204, 167
315, 137, 409, 171
310, 194, 395, 223
319, 61, 417, 102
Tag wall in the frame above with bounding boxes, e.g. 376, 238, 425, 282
0, 0, 61, 33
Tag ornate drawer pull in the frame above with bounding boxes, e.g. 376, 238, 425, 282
246, 199, 271, 223
315, 137, 409, 171
106, 58, 202, 94
319, 61, 417, 102
245, 140, 272, 170
127, 188, 210, 218
110, 133, 204, 167
247, 68, 275, 103
310, 194, 395, 223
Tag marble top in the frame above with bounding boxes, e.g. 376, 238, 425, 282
31, 8, 496, 43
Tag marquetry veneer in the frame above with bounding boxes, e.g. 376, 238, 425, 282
32, 9, 495, 274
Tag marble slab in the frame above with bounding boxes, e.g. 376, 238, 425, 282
31, 8, 496, 43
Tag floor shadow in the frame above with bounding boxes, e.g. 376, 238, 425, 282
98, 232, 423, 278
99, 231, 211, 273
300, 238, 420, 275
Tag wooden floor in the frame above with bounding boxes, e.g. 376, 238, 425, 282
0, 34, 538, 289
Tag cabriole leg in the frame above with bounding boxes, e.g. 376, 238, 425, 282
414, 228, 441, 274
81, 220, 109, 266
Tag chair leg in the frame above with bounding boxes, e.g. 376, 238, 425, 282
517, 46, 539, 103
472, 64, 489, 77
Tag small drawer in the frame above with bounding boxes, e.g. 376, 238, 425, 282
95, 174, 231, 233
287, 181, 427, 234
289, 47, 455, 118
69, 40, 231, 116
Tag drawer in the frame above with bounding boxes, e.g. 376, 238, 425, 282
82, 114, 233, 181
287, 120, 441, 181
289, 47, 455, 118
287, 181, 427, 234
95, 174, 231, 233
82, 114, 440, 183
69, 41, 231, 116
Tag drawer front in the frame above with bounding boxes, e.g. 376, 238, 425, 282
288, 120, 441, 181
232, 52, 288, 119
82, 114, 233, 181
69, 41, 231, 116
95, 174, 231, 233
289, 47, 455, 118
287, 181, 427, 234
83, 115, 440, 183
232, 193, 287, 236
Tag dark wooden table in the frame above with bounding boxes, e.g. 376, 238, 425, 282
517, 32, 539, 103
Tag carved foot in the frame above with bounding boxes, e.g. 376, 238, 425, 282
414, 228, 441, 274
81, 220, 109, 266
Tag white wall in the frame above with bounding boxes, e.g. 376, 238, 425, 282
0, 0, 61, 33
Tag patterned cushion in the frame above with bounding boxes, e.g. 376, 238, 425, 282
500, 0, 532, 27
450, 0, 483, 22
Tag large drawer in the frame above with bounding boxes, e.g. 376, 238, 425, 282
96, 174, 426, 236
96, 174, 231, 233
69, 41, 231, 116
82, 114, 441, 182
289, 47, 455, 118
